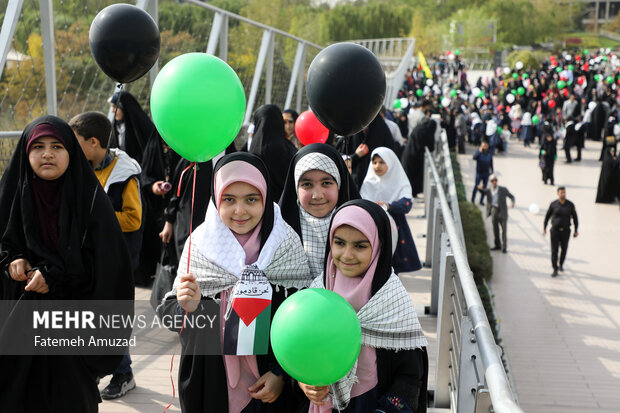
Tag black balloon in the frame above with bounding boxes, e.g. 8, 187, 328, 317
89, 4, 160, 83
306, 42, 386, 136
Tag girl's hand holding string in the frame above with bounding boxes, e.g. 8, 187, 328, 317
8, 258, 32, 282
176, 273, 201, 312
248, 372, 285, 403
24, 270, 49, 294
298, 382, 330, 406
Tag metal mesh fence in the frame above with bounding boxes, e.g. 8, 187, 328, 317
0, 0, 321, 175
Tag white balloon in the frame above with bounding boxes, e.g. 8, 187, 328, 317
448, 54, 455, 61
589, 101, 597, 110
400, 97, 409, 108
506, 93, 515, 104
426, 79, 434, 87
503, 67, 511, 75
515, 61, 524, 70
472, 87, 481, 97
529, 203, 540, 214
441, 97, 451, 107
565, 54, 572, 61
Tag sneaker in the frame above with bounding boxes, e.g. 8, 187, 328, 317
551, 270, 558, 277
101, 373, 136, 400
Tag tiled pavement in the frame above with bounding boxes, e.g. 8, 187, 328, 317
460, 138, 620, 413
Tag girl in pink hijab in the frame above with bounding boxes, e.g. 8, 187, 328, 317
302, 200, 428, 413
160, 153, 312, 413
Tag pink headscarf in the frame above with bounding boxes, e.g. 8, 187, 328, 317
311, 205, 380, 412
214, 160, 268, 413
214, 160, 267, 263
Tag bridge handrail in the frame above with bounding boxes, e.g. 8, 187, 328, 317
425, 145, 523, 413
183, 0, 322, 50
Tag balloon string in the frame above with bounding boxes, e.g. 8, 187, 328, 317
176, 163, 195, 197
164, 162, 197, 413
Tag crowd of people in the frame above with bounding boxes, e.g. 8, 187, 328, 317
2, 45, 619, 412
0, 82, 434, 411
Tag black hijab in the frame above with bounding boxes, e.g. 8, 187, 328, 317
0, 115, 134, 300
278, 143, 360, 237
0, 116, 134, 399
111, 91, 153, 164
249, 104, 297, 200
212, 152, 275, 250
596, 148, 620, 203
321, 199, 393, 296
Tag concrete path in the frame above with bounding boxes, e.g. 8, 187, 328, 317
459, 138, 620, 412
98, 198, 438, 412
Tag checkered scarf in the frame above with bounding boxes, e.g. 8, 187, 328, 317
294, 152, 342, 278
310, 273, 427, 409
299, 206, 333, 278
166, 202, 312, 300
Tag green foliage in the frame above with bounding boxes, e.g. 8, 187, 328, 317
460, 201, 493, 282
506, 50, 549, 70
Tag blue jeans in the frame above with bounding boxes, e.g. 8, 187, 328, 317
471, 173, 489, 204
115, 350, 132, 375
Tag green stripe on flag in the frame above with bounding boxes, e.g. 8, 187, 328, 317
253, 304, 271, 355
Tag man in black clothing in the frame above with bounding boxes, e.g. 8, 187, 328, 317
543, 187, 579, 277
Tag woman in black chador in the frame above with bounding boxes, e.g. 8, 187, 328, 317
0, 116, 134, 412
539, 134, 557, 186
401, 116, 437, 197
596, 148, 620, 204
249, 104, 297, 201
110, 91, 180, 283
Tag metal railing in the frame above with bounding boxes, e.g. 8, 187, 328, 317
424, 137, 523, 413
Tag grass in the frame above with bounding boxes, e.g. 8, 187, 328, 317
560, 31, 620, 49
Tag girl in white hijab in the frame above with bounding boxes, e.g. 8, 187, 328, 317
360, 147, 421, 273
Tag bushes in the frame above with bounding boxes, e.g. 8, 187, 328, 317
459, 202, 493, 282
506, 50, 549, 71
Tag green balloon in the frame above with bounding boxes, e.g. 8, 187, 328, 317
271, 289, 361, 386
584, 49, 589, 55
568, 64, 575, 71
450, 89, 457, 98
151, 53, 246, 162
595, 74, 602, 82
568, 80, 573, 86
517, 86, 525, 95
522, 73, 529, 79
606, 76, 614, 84
603, 56, 608, 62
393, 99, 402, 109
511, 89, 517, 96
497, 126, 503, 135
512, 73, 518, 79
557, 80, 566, 89
416, 89, 423, 97
532, 115, 540, 125
455, 49, 461, 55
556, 67, 562, 73
478, 90, 485, 98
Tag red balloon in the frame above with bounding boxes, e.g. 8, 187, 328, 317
575, 55, 581, 62
577, 76, 585, 85
548, 99, 556, 109
560, 75, 567, 81
295, 110, 330, 146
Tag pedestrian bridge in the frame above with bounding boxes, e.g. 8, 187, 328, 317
4, 1, 618, 412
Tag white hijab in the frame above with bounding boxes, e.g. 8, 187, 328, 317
360, 147, 412, 204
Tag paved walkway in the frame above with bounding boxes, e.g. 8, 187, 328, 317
98, 198, 438, 412
460, 138, 620, 413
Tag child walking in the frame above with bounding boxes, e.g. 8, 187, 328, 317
159, 153, 312, 413
0, 116, 134, 412
360, 147, 422, 274
70, 111, 142, 399
301, 200, 428, 413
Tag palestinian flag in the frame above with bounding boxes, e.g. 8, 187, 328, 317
223, 266, 272, 355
